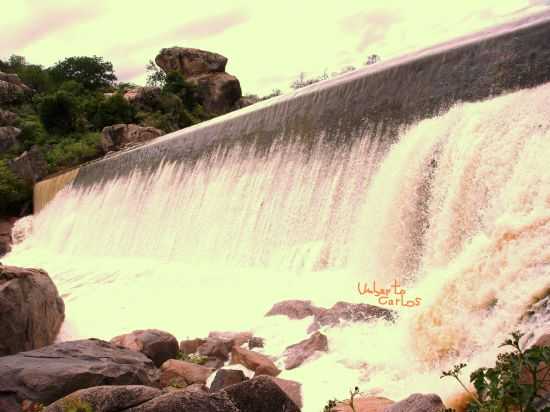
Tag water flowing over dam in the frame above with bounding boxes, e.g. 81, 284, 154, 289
6, 11, 550, 411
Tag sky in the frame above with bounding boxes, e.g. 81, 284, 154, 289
1, 0, 549, 95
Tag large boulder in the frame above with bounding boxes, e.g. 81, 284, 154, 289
266, 299, 323, 320
8, 145, 48, 184
124, 390, 239, 412
110, 329, 178, 367
385, 393, 446, 412
209, 369, 248, 392
0, 109, 18, 126
230, 346, 281, 377
332, 396, 394, 412
0, 265, 64, 356
0, 339, 160, 408
0, 126, 21, 154
0, 72, 31, 104
283, 331, 328, 370
0, 218, 15, 257
159, 359, 214, 388
155, 47, 227, 77
308, 301, 394, 332
221, 375, 301, 412
123, 86, 162, 112
100, 123, 164, 153
180, 338, 207, 354
43, 385, 162, 412
186, 72, 242, 115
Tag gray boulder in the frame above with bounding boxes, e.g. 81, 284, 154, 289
100, 124, 164, 153
0, 126, 21, 154
110, 329, 179, 367
0, 339, 160, 408
155, 47, 227, 77
385, 393, 446, 412
0, 72, 31, 104
0, 109, 18, 126
209, 369, 248, 392
308, 301, 394, 332
125, 390, 239, 412
0, 265, 64, 356
8, 145, 48, 184
266, 299, 323, 320
186, 72, 242, 115
283, 331, 328, 370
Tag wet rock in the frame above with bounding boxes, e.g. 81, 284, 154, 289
385, 393, 446, 412
7, 145, 47, 184
0, 217, 16, 257
208, 331, 253, 347
198, 337, 233, 361
125, 390, 239, 412
332, 396, 394, 412
43, 385, 162, 412
111, 329, 178, 367
248, 337, 264, 350
0, 265, 64, 356
100, 124, 164, 153
230, 346, 280, 377
209, 369, 248, 392
0, 126, 21, 154
308, 301, 394, 332
180, 338, 206, 354
222, 375, 301, 412
160, 359, 214, 388
203, 356, 226, 370
155, 47, 228, 77
0, 339, 159, 407
266, 299, 323, 320
284, 331, 328, 369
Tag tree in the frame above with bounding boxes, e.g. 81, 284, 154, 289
145, 60, 166, 88
37, 90, 84, 134
49, 56, 116, 91
91, 94, 135, 129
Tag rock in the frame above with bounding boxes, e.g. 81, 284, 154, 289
186, 72, 242, 115
284, 331, 328, 369
100, 124, 164, 153
0, 265, 64, 356
198, 338, 233, 361
209, 369, 248, 392
266, 299, 323, 320
110, 329, 178, 367
180, 338, 206, 354
155, 47, 228, 77
332, 396, 394, 412
308, 301, 394, 332
203, 356, 226, 370
8, 145, 48, 184
208, 331, 253, 347
221, 375, 301, 412
0, 339, 159, 408
235, 95, 260, 110
125, 389, 239, 412
43, 385, 162, 412
533, 333, 550, 347
0, 126, 21, 154
248, 337, 264, 350
230, 346, 281, 377
123, 87, 162, 112
160, 359, 214, 388
0, 109, 17, 126
385, 393, 446, 412
0, 72, 31, 104
0, 218, 16, 257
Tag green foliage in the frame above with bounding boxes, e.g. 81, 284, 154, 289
175, 351, 208, 365
49, 56, 116, 91
145, 60, 166, 88
441, 331, 550, 412
61, 397, 94, 412
91, 94, 135, 129
45, 132, 101, 171
0, 160, 32, 215
321, 387, 361, 412
37, 90, 85, 134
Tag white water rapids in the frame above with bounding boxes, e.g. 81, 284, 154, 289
5, 83, 550, 411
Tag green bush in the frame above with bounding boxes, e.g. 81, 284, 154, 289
49, 56, 116, 91
45, 132, 101, 171
91, 94, 135, 129
0, 160, 32, 215
37, 91, 85, 134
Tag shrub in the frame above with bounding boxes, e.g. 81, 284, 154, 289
0, 159, 32, 215
37, 91, 85, 134
91, 94, 135, 129
45, 132, 101, 171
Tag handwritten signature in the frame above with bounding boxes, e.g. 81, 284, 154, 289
357, 279, 422, 307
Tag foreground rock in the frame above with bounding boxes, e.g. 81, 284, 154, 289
126, 390, 239, 412
160, 359, 214, 388
43, 385, 162, 412
180, 338, 207, 354
0, 218, 15, 256
333, 396, 394, 412
308, 301, 394, 332
8, 145, 48, 184
0, 126, 21, 154
385, 393, 445, 412
230, 346, 281, 377
100, 123, 165, 153
284, 331, 328, 370
222, 375, 301, 412
266, 299, 323, 320
210, 369, 248, 392
0, 71, 31, 104
111, 329, 178, 367
0, 339, 159, 408
0, 265, 65, 356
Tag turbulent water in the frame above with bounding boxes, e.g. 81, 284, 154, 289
6, 83, 550, 411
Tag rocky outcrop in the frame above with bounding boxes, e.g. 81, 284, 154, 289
0, 72, 31, 104
0, 218, 15, 256
266, 299, 323, 320
110, 329, 178, 367
230, 346, 280, 377
155, 47, 242, 115
0, 126, 21, 154
0, 339, 159, 408
385, 393, 446, 412
159, 359, 214, 388
0, 265, 65, 356
283, 331, 328, 370
43, 385, 162, 412
308, 301, 394, 332
155, 47, 227, 77
125, 390, 239, 412
100, 124, 164, 153
209, 369, 248, 392
8, 145, 48, 184
0, 109, 17, 126
123, 87, 162, 111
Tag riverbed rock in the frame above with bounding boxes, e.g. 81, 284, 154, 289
126, 390, 239, 412
208, 331, 253, 347
0, 339, 160, 408
0, 109, 17, 126
308, 301, 394, 332
111, 329, 179, 367
209, 369, 248, 392
43, 385, 162, 412
198, 337, 233, 361
221, 375, 301, 412
155, 47, 227, 77
332, 396, 394, 412
100, 123, 164, 153
7, 145, 48, 184
266, 299, 323, 320
180, 338, 207, 354
385, 393, 446, 412
284, 331, 328, 369
0, 218, 15, 257
248, 336, 264, 350
230, 346, 280, 377
0, 265, 65, 356
160, 359, 214, 388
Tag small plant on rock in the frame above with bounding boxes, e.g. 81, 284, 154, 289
61, 397, 94, 412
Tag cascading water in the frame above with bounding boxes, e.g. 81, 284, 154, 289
5, 69, 550, 412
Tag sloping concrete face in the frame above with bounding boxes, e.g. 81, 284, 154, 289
38, 11, 550, 202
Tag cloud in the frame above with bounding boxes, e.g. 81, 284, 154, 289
0, 2, 101, 55
341, 10, 401, 53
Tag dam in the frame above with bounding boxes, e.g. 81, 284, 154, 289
6, 10, 550, 411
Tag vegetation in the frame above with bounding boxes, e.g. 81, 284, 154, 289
175, 351, 208, 365
61, 397, 94, 412
441, 331, 550, 412
322, 386, 361, 412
